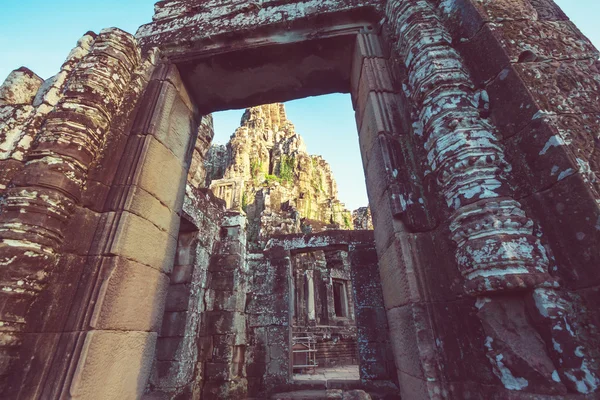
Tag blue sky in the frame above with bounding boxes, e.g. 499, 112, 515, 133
1, 1, 598, 209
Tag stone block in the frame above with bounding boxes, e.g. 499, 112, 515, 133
198, 336, 214, 361
0, 67, 44, 105
81, 179, 111, 212
209, 253, 243, 271
363, 133, 394, 206
377, 235, 419, 310
360, 361, 389, 381
386, 305, 428, 380
207, 270, 236, 291
133, 79, 198, 162
69, 330, 157, 400
90, 256, 169, 332
6, 332, 61, 399
356, 308, 389, 342
487, 60, 600, 137
505, 113, 600, 197
151, 360, 194, 389
171, 264, 194, 284
356, 91, 406, 155
354, 58, 396, 109
458, 19, 598, 85
164, 284, 191, 312
208, 290, 245, 312
351, 33, 387, 100
151, 63, 196, 111
246, 361, 267, 378
160, 311, 188, 338
62, 206, 101, 255
105, 211, 178, 274
85, 120, 130, 192
24, 254, 86, 333
110, 184, 180, 236
156, 337, 185, 361
211, 334, 234, 363
378, 230, 462, 310
135, 135, 187, 212
522, 173, 600, 288
204, 311, 235, 335
205, 362, 230, 381
443, 0, 538, 40
396, 371, 429, 400
428, 300, 494, 384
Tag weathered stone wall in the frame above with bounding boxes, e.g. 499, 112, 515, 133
368, 0, 600, 397
199, 212, 249, 399
145, 187, 225, 398
348, 242, 396, 382
187, 115, 215, 189
0, 28, 159, 399
245, 250, 292, 397
136, 0, 384, 57
0, 33, 95, 192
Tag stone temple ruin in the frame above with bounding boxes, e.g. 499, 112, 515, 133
1, 0, 600, 399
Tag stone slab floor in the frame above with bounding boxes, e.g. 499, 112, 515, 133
293, 365, 360, 382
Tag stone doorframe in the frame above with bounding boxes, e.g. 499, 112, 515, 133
48, 22, 404, 399
264, 231, 396, 386
2, 0, 600, 399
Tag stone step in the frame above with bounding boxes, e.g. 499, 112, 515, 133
269, 389, 373, 400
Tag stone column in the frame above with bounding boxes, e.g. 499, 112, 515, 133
0, 28, 140, 392
385, 0, 598, 396
306, 270, 316, 322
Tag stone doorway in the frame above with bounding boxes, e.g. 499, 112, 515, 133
265, 231, 397, 396
3, 0, 600, 399
290, 249, 361, 383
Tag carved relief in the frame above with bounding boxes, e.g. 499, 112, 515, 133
0, 28, 140, 383
387, 0, 598, 394
386, 0, 552, 293
528, 0, 568, 21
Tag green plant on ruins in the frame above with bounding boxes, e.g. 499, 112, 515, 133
342, 213, 352, 229
242, 191, 249, 211
279, 155, 295, 183
250, 158, 262, 179
264, 174, 281, 185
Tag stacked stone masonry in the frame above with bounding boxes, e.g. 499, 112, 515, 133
0, 0, 599, 399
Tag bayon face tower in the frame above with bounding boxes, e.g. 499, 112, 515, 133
1, 1, 600, 399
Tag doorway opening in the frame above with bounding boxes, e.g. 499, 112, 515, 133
291, 249, 360, 383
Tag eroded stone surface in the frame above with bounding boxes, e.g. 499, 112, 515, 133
2, 0, 600, 399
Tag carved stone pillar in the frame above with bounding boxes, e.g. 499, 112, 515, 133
385, 0, 598, 396
306, 270, 316, 322
0, 28, 140, 391
386, 0, 553, 294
